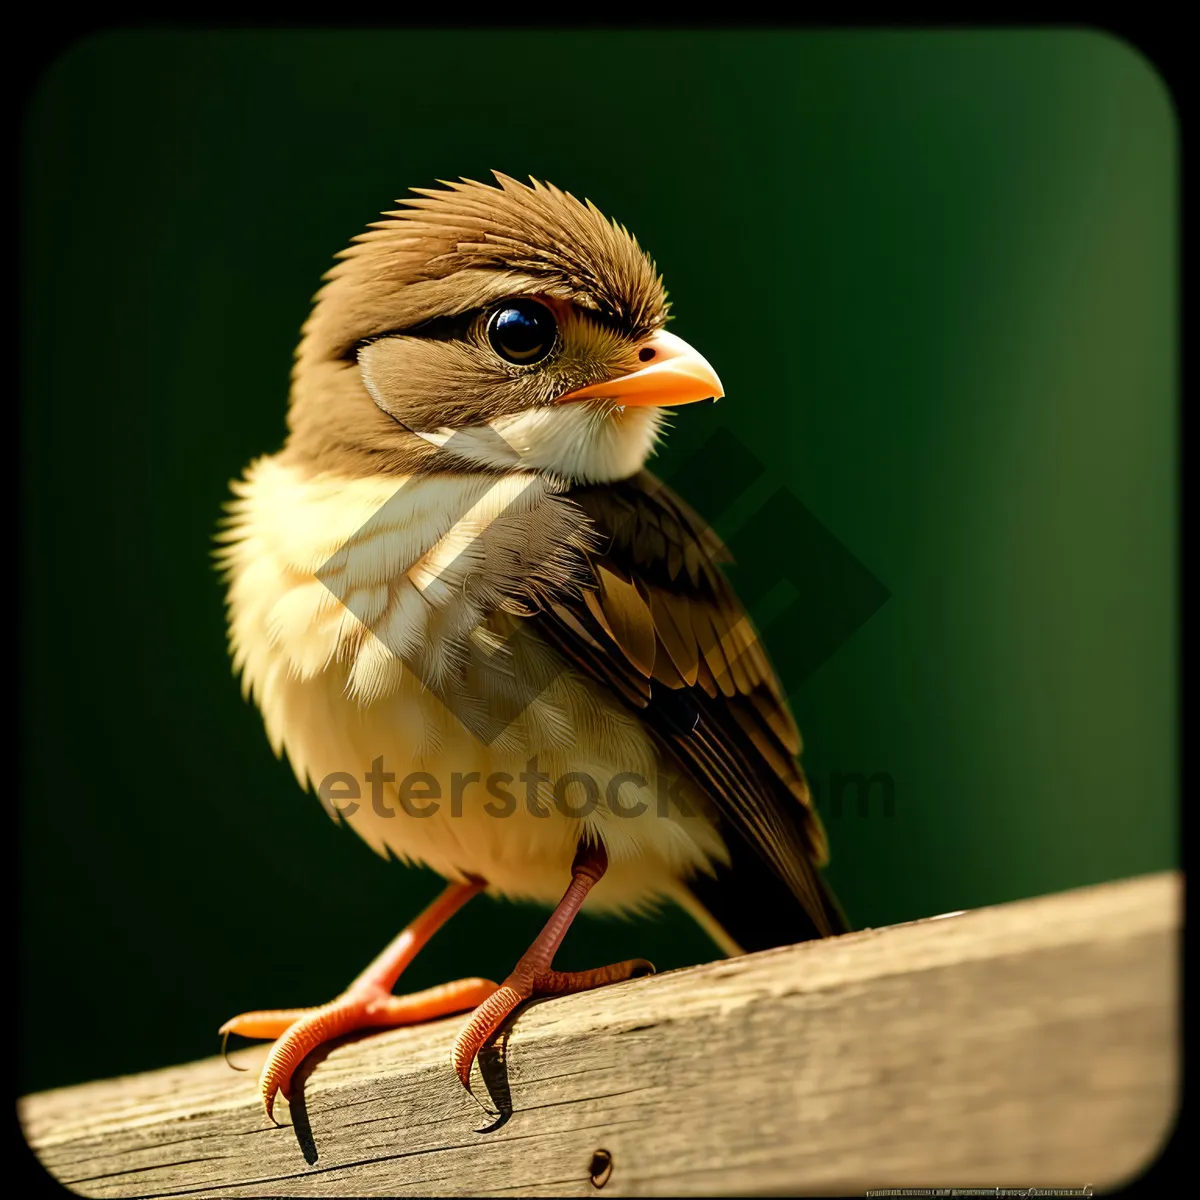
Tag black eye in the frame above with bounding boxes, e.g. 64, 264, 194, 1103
486, 299, 557, 365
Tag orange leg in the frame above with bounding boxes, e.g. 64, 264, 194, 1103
451, 842, 654, 1092
220, 879, 497, 1122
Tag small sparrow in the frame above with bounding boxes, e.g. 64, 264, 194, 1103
217, 172, 847, 1121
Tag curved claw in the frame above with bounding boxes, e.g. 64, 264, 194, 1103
451, 984, 527, 1093
256, 1000, 350, 1123
221, 1029, 249, 1072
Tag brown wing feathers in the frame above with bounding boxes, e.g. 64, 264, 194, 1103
528, 470, 846, 944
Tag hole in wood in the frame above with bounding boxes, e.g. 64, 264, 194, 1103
589, 1148, 614, 1188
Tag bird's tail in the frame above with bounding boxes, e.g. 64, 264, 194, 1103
673, 845, 850, 957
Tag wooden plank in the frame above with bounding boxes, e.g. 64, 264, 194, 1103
20, 871, 1179, 1197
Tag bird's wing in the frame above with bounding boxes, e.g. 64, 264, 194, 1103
526, 469, 846, 940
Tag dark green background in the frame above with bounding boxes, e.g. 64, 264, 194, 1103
20, 30, 1177, 1095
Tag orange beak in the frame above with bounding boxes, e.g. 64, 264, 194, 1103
555, 330, 724, 408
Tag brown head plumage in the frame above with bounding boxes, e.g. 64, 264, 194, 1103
283, 172, 671, 478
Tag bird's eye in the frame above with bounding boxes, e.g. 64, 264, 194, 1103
486, 300, 557, 365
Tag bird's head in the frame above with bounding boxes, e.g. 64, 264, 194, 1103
284, 172, 723, 483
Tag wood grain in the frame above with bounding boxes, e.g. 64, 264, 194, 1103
20, 871, 1179, 1197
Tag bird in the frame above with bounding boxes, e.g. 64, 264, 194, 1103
216, 171, 848, 1123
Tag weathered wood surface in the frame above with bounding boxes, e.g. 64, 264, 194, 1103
21, 871, 1179, 1197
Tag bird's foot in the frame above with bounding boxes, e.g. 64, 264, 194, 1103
218, 878, 492, 1122
451, 957, 654, 1092
222, 976, 498, 1123
451, 842, 656, 1094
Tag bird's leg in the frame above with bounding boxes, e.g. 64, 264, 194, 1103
220, 878, 497, 1122
451, 841, 654, 1092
